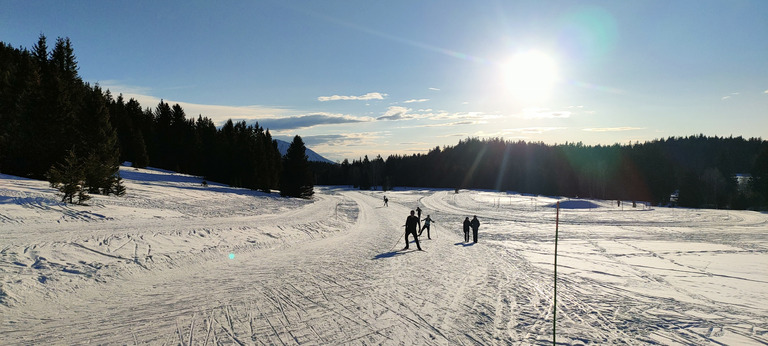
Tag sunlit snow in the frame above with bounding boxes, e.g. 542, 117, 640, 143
1, 165, 766, 344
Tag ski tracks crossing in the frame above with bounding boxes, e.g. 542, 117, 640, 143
2, 186, 766, 344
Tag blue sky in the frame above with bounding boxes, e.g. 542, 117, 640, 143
3, 0, 767, 162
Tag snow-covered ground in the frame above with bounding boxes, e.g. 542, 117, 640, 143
1, 166, 767, 345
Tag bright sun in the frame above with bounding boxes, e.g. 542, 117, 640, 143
503, 50, 558, 102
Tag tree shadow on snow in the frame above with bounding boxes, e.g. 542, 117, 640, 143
454, 242, 475, 247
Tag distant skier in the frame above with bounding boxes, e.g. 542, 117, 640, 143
470, 215, 480, 243
383, 196, 388, 207
403, 210, 422, 251
463, 217, 471, 242
419, 215, 434, 239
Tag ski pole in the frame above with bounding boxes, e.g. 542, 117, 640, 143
390, 233, 404, 251
389, 227, 405, 251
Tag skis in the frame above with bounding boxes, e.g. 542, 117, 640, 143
399, 248, 425, 253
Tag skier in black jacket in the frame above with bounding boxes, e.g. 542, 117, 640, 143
403, 210, 422, 250
470, 215, 480, 243
463, 217, 471, 242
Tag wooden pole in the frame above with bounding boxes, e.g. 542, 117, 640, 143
553, 201, 560, 345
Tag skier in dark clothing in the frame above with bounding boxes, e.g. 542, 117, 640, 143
416, 206, 422, 229
403, 210, 422, 250
383, 196, 388, 207
463, 217, 471, 242
470, 215, 480, 243
419, 215, 434, 239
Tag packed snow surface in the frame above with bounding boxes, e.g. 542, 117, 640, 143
1, 166, 767, 344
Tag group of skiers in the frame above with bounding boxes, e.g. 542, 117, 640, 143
463, 215, 480, 243
395, 200, 480, 251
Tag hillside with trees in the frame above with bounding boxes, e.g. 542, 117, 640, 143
1, 35, 123, 203
1, 35, 292, 200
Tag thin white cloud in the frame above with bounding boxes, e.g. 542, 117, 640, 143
420, 120, 486, 128
377, 106, 410, 120
248, 113, 372, 130
507, 127, 567, 134
428, 87, 440, 91
721, 96, 731, 100
97, 81, 292, 125
722, 92, 740, 100
519, 108, 571, 119
582, 127, 645, 132
478, 127, 568, 136
317, 92, 387, 102
764, 89, 768, 94
403, 98, 429, 103
428, 111, 499, 121
285, 132, 385, 147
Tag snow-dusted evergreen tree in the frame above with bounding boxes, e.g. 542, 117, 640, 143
280, 135, 314, 199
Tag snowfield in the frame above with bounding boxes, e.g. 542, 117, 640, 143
1, 166, 767, 345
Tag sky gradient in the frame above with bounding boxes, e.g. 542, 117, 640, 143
3, 0, 767, 162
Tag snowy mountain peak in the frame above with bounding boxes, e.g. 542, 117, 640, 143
276, 139, 335, 163
275, 139, 335, 164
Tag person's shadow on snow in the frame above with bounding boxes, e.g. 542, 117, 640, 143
372, 251, 402, 259
454, 242, 475, 247
372, 249, 418, 259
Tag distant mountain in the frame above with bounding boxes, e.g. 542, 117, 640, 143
275, 139, 335, 164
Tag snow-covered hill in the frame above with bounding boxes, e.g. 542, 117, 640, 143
1, 166, 767, 344
276, 139, 335, 164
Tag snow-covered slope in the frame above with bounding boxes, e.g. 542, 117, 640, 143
1, 167, 767, 344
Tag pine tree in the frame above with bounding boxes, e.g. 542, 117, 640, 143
130, 128, 149, 168
360, 155, 372, 190
80, 85, 121, 195
47, 149, 90, 204
125, 98, 150, 167
50, 37, 79, 83
280, 135, 314, 198
266, 129, 282, 191
32, 34, 49, 65
114, 174, 127, 196
153, 100, 173, 169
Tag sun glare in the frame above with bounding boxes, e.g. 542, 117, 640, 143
503, 50, 558, 102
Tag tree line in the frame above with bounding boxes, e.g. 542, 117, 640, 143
4, 36, 764, 208
312, 136, 768, 210
1, 35, 313, 201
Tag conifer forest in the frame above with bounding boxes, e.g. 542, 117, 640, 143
2, 36, 766, 209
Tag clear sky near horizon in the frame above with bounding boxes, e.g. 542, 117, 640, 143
2, 1, 767, 162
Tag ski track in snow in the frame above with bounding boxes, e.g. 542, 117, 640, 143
1, 168, 767, 345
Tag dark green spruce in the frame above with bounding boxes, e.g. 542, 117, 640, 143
280, 135, 314, 199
